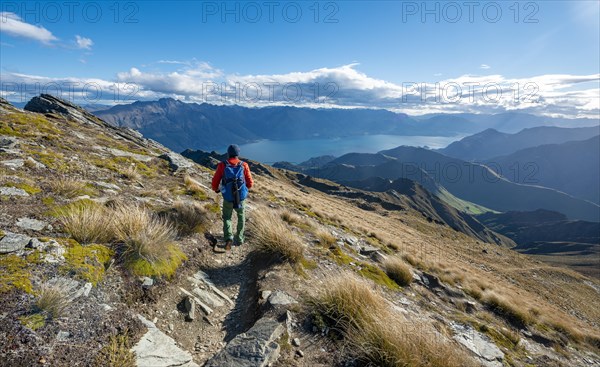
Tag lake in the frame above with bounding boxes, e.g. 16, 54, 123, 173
225, 135, 463, 164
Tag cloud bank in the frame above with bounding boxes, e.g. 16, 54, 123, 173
1, 62, 598, 119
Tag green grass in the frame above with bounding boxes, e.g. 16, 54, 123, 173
18, 314, 46, 331
0, 254, 34, 294
4, 182, 41, 195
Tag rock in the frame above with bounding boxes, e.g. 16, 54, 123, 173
0, 136, 19, 150
184, 296, 196, 321
159, 151, 194, 172
27, 238, 46, 249
450, 322, 504, 367
292, 338, 301, 347
16, 217, 48, 231
100, 304, 113, 312
359, 245, 379, 255
0, 232, 31, 253
56, 331, 70, 341
421, 272, 442, 289
261, 290, 272, 300
43, 240, 66, 263
1, 159, 25, 168
71, 282, 93, 298
141, 277, 154, 288
26, 157, 46, 169
94, 181, 121, 191
132, 315, 200, 367
193, 287, 225, 308
267, 291, 298, 307
295, 350, 304, 358
0, 186, 29, 197
191, 271, 235, 305
204, 317, 285, 367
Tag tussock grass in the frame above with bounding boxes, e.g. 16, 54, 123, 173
120, 164, 140, 181
249, 209, 304, 263
111, 204, 183, 277
316, 230, 337, 247
309, 274, 475, 367
57, 200, 113, 244
112, 204, 176, 260
383, 257, 413, 286
183, 175, 208, 200
35, 284, 70, 318
94, 333, 136, 367
162, 200, 211, 236
281, 210, 313, 230
49, 177, 97, 198
481, 291, 536, 328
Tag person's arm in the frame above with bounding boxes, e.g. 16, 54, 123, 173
243, 162, 254, 189
212, 163, 224, 192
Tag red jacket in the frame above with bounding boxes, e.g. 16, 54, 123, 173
212, 157, 254, 192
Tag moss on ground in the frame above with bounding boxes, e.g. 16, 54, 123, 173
60, 239, 114, 285
0, 254, 34, 294
4, 182, 41, 195
18, 313, 46, 331
357, 262, 400, 290
0, 112, 61, 138
125, 244, 186, 278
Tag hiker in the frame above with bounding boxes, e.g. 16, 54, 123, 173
211, 144, 254, 251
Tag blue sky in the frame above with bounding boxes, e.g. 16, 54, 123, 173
1, 1, 599, 117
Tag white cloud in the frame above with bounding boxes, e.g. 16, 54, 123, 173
480, 64, 491, 70
75, 35, 93, 50
1, 62, 599, 119
0, 12, 57, 44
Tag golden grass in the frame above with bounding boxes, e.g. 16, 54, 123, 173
316, 230, 337, 247
112, 204, 176, 264
49, 177, 96, 198
481, 291, 536, 328
310, 274, 476, 367
383, 257, 413, 286
163, 200, 211, 236
183, 175, 208, 200
35, 284, 70, 318
57, 200, 113, 244
120, 164, 141, 181
249, 209, 304, 263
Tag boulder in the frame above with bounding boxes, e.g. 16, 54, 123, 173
204, 317, 284, 367
267, 291, 298, 307
450, 322, 504, 367
16, 217, 48, 231
0, 187, 29, 197
1, 159, 25, 168
159, 152, 194, 172
193, 287, 225, 308
0, 232, 31, 253
132, 315, 199, 367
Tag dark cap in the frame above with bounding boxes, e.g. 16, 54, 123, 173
227, 144, 240, 158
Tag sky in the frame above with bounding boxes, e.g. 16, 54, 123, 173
1, 0, 599, 118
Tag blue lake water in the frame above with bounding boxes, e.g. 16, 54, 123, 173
224, 135, 463, 164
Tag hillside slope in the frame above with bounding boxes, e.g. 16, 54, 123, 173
439, 126, 600, 161
1, 95, 599, 367
486, 136, 600, 204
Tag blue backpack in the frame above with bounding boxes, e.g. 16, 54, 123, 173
221, 161, 248, 208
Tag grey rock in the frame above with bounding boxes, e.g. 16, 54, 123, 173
43, 240, 66, 263
268, 291, 298, 306
292, 338, 301, 347
0, 186, 29, 197
204, 317, 284, 367
27, 238, 45, 249
193, 287, 225, 308
359, 245, 379, 255
295, 350, 304, 358
421, 272, 442, 289
26, 157, 46, 169
16, 217, 48, 231
106, 147, 153, 162
261, 290, 272, 300
184, 296, 196, 321
1, 159, 25, 168
56, 331, 70, 341
94, 181, 121, 191
133, 315, 199, 367
159, 151, 194, 172
141, 277, 154, 288
0, 136, 19, 149
451, 322, 504, 367
0, 232, 31, 253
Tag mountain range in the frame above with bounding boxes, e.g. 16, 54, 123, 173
438, 126, 600, 161
93, 98, 600, 151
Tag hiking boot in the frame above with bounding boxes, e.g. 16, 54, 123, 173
224, 240, 233, 251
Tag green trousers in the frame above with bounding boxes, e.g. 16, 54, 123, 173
222, 200, 245, 244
